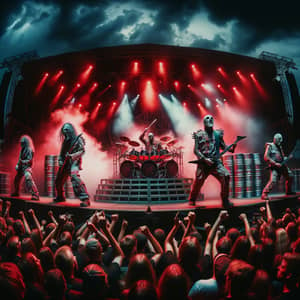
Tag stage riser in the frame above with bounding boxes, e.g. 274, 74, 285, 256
0, 172, 10, 194
94, 178, 195, 202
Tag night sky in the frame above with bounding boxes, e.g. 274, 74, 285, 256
0, 0, 300, 85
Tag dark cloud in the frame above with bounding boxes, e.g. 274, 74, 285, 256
191, 34, 226, 50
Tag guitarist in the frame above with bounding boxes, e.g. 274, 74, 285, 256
54, 123, 90, 207
261, 133, 294, 200
11, 135, 39, 200
188, 115, 236, 207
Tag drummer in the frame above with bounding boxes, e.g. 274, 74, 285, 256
139, 128, 161, 154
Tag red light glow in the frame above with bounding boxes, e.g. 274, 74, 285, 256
143, 80, 157, 111
158, 61, 165, 76
35, 72, 49, 94
191, 63, 200, 79
132, 61, 139, 74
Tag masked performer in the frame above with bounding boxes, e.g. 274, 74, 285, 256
54, 123, 90, 207
139, 120, 161, 154
261, 133, 294, 200
189, 115, 236, 207
11, 135, 39, 200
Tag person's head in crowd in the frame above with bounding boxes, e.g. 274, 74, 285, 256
13, 219, 25, 237
214, 253, 231, 288
0, 262, 25, 300
84, 238, 102, 264
286, 221, 297, 243
292, 237, 300, 253
155, 251, 178, 279
178, 236, 202, 268
128, 280, 158, 300
216, 236, 232, 255
275, 228, 289, 255
45, 223, 56, 238
0, 217, 7, 232
133, 230, 148, 253
261, 238, 275, 273
30, 228, 43, 253
250, 269, 270, 300
58, 231, 72, 247
225, 259, 255, 299
260, 223, 276, 241
21, 237, 37, 256
230, 235, 250, 261
54, 245, 76, 281
153, 229, 165, 248
63, 221, 75, 236
277, 252, 300, 291
6, 217, 14, 227
158, 264, 190, 300
19, 252, 44, 286
282, 210, 295, 227
120, 235, 137, 259
247, 244, 264, 270
44, 268, 66, 300
39, 247, 55, 273
226, 228, 241, 245
125, 253, 156, 289
6, 235, 21, 260
82, 264, 108, 300
276, 218, 284, 228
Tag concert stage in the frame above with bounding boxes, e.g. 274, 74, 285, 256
1, 193, 300, 230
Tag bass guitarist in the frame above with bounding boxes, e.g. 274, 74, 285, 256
261, 133, 294, 200
54, 123, 90, 207
188, 115, 237, 207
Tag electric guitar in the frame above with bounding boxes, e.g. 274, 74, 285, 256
188, 135, 246, 166
59, 133, 83, 173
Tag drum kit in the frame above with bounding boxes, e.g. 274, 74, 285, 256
115, 135, 182, 178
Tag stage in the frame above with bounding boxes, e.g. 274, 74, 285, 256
1, 193, 300, 230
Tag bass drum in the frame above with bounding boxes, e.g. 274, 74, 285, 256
141, 160, 158, 178
120, 160, 140, 178
159, 159, 178, 178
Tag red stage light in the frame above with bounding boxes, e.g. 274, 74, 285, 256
97, 102, 101, 107
35, 72, 49, 94
217, 84, 221, 88
158, 61, 165, 75
45, 73, 49, 77
187, 84, 191, 88
218, 67, 222, 72
250, 73, 255, 78
133, 61, 139, 74
113, 102, 116, 106
78, 103, 82, 107
93, 82, 98, 87
183, 102, 187, 106
76, 83, 80, 87
191, 64, 195, 69
197, 103, 201, 107
88, 65, 93, 70
232, 86, 237, 90
60, 85, 64, 90
121, 81, 126, 87
236, 71, 240, 75
174, 81, 179, 87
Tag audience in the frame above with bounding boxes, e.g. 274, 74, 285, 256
0, 197, 300, 299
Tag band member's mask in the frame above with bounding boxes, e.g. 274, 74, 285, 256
20, 136, 29, 148
203, 115, 214, 129
62, 123, 73, 140
273, 133, 283, 146
148, 132, 154, 143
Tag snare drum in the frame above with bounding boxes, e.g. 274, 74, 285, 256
139, 149, 149, 161
127, 149, 139, 161
150, 150, 160, 161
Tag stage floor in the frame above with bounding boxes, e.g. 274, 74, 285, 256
1, 193, 300, 212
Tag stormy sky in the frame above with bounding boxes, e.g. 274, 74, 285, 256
1, 0, 300, 85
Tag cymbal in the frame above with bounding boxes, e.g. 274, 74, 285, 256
115, 142, 127, 148
160, 136, 171, 142
119, 136, 130, 142
128, 140, 140, 147
167, 139, 178, 146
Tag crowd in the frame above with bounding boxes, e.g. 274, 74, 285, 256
0, 198, 300, 300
